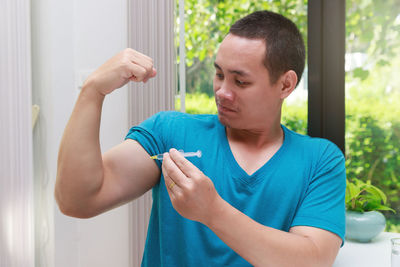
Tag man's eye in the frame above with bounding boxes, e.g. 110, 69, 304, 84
236, 80, 247, 86
216, 73, 224, 79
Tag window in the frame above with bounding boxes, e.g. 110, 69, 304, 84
345, 0, 400, 231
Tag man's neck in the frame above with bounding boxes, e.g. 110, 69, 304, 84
226, 123, 284, 149
225, 123, 284, 175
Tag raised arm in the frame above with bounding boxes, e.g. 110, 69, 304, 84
55, 49, 160, 218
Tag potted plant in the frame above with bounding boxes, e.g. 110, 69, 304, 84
345, 178, 395, 243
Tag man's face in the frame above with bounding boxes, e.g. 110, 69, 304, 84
213, 34, 284, 130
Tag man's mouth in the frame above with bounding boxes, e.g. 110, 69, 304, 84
216, 101, 237, 113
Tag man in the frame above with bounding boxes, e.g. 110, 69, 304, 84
56, 10, 345, 266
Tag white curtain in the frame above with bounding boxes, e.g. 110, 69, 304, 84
0, 0, 35, 266
127, 0, 175, 265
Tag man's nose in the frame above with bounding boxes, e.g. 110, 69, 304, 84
216, 81, 234, 101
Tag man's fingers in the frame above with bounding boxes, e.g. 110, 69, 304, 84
162, 157, 177, 191
149, 68, 157, 78
162, 152, 189, 188
126, 64, 147, 82
128, 51, 153, 73
124, 48, 156, 83
169, 148, 199, 178
163, 166, 178, 193
142, 68, 157, 83
126, 48, 154, 64
126, 62, 155, 82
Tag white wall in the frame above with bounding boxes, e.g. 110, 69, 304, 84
0, 0, 34, 266
31, 0, 130, 266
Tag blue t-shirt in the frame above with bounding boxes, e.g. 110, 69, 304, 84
125, 111, 346, 266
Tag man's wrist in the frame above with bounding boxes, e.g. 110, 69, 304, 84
204, 195, 229, 228
80, 81, 106, 102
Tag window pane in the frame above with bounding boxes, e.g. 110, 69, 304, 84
345, 0, 400, 230
175, 0, 308, 134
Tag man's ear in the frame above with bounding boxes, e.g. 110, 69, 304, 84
279, 70, 297, 99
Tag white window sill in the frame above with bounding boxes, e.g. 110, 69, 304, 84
333, 232, 400, 266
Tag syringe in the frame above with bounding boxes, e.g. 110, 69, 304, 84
150, 150, 202, 160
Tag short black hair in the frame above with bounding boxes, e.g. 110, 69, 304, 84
229, 10, 305, 86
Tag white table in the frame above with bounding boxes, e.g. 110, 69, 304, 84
333, 232, 400, 267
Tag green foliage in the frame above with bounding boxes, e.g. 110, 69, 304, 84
176, 93, 217, 114
346, 0, 400, 82
281, 101, 308, 135
387, 218, 400, 233
345, 96, 400, 222
345, 178, 395, 213
178, 0, 308, 67
179, 0, 400, 94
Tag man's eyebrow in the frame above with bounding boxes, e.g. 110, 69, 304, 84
214, 62, 222, 70
214, 62, 250, 77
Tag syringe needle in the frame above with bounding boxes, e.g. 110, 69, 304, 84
150, 150, 202, 160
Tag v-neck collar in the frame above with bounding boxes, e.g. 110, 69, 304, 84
218, 123, 289, 187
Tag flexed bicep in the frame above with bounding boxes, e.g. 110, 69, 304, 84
91, 139, 161, 216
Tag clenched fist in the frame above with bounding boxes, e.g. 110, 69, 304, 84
83, 48, 157, 96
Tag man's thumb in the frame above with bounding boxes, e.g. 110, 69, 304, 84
150, 68, 157, 78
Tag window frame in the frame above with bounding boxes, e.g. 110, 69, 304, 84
307, 0, 346, 153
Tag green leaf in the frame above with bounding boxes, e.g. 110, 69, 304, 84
353, 67, 370, 80
369, 204, 396, 213
365, 184, 387, 204
347, 181, 360, 199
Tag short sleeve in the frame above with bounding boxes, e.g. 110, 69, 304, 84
124, 112, 167, 169
291, 140, 346, 244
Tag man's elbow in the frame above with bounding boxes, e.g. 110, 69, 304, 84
56, 202, 97, 219
54, 188, 97, 219
309, 241, 340, 267
294, 253, 335, 267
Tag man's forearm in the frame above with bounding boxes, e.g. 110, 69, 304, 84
162, 150, 341, 266
205, 197, 328, 267
55, 83, 106, 216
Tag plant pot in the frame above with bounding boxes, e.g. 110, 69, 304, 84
345, 210, 386, 243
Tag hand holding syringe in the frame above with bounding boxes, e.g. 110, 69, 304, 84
150, 150, 202, 160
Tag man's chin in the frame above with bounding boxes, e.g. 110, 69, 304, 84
217, 113, 240, 129
217, 113, 228, 125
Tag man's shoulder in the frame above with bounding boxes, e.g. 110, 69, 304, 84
153, 110, 214, 119
153, 111, 218, 126
283, 125, 343, 156
134, 111, 220, 139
